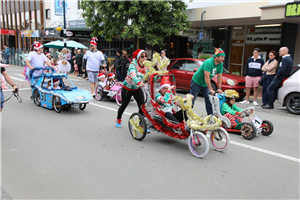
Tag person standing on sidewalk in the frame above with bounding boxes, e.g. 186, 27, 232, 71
261, 50, 278, 107
83, 37, 106, 96
262, 47, 293, 109
189, 48, 225, 115
75, 50, 83, 77
240, 48, 264, 106
4, 45, 9, 64
82, 49, 88, 79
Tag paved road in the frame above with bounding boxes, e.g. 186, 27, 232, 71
1, 66, 299, 199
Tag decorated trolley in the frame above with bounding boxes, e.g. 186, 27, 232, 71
30, 67, 92, 113
127, 53, 230, 158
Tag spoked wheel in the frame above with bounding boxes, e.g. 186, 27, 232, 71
53, 96, 62, 113
79, 103, 86, 110
210, 127, 230, 152
33, 89, 40, 106
261, 120, 274, 136
241, 122, 256, 140
143, 89, 148, 104
116, 88, 122, 106
128, 113, 147, 141
95, 85, 104, 101
188, 131, 209, 158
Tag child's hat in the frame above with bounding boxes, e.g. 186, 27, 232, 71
224, 89, 239, 99
108, 73, 115, 79
90, 37, 98, 46
45, 52, 50, 57
159, 76, 171, 91
97, 73, 105, 79
33, 41, 43, 50
53, 79, 59, 85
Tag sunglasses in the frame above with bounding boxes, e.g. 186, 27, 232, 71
140, 55, 147, 58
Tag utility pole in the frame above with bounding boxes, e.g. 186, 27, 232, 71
63, 0, 66, 48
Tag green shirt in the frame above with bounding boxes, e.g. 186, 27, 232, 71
221, 103, 242, 115
192, 57, 223, 87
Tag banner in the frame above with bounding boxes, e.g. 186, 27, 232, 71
21, 30, 40, 37
55, 0, 68, 16
0, 29, 15, 35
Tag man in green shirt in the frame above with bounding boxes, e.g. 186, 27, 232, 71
189, 48, 225, 115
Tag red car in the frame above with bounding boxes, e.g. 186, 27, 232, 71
167, 58, 247, 99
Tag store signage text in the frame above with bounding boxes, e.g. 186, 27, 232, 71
246, 34, 281, 44
66, 31, 91, 38
0, 29, 15, 35
285, 2, 300, 18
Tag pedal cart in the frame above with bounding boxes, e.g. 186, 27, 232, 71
128, 73, 231, 158
209, 90, 274, 140
30, 67, 92, 113
95, 81, 123, 106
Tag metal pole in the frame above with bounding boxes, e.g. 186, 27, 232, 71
63, 0, 66, 48
201, 10, 206, 38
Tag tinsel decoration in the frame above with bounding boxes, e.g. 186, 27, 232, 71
129, 118, 145, 138
224, 89, 239, 99
143, 53, 170, 81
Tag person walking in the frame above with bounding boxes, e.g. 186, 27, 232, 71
262, 47, 293, 109
240, 48, 265, 106
83, 37, 106, 96
75, 50, 83, 77
114, 50, 123, 81
82, 49, 88, 79
4, 45, 9, 64
115, 49, 149, 128
57, 48, 71, 73
261, 50, 278, 107
71, 48, 78, 74
189, 48, 225, 115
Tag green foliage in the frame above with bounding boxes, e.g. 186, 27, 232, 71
199, 55, 212, 59
81, 0, 190, 47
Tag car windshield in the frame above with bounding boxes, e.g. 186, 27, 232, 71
197, 60, 203, 66
223, 67, 230, 74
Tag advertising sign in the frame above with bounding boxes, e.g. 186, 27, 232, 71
285, 2, 300, 18
55, 0, 68, 16
246, 34, 281, 44
66, 31, 91, 38
0, 29, 15, 35
42, 28, 62, 38
21, 30, 40, 37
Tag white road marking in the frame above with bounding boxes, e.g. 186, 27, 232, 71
2, 88, 31, 92
9, 76, 26, 82
14, 74, 25, 77
89, 102, 300, 163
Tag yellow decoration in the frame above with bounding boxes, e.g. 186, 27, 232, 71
56, 27, 62, 32
129, 118, 145, 138
224, 89, 239, 99
143, 53, 170, 81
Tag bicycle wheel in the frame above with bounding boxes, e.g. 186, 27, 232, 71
53, 96, 62, 113
143, 89, 148, 104
128, 113, 147, 141
241, 122, 256, 140
261, 120, 274, 136
33, 89, 40, 106
95, 85, 104, 101
188, 131, 209, 158
116, 88, 122, 106
79, 103, 86, 110
210, 127, 230, 152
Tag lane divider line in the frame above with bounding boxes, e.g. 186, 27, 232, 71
9, 76, 26, 82
3, 88, 31, 92
89, 102, 300, 163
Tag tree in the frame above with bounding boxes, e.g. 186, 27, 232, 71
81, 1, 190, 48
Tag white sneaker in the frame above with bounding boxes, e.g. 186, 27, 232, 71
253, 101, 259, 106
239, 100, 249, 104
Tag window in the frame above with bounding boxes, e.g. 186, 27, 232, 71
78, 0, 81, 9
171, 60, 185, 70
46, 9, 50, 19
184, 60, 199, 72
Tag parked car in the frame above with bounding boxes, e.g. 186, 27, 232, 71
277, 65, 300, 115
167, 58, 247, 99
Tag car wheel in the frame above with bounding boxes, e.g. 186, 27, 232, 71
211, 82, 217, 91
285, 93, 300, 115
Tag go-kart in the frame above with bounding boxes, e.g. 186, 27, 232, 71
128, 74, 230, 158
30, 67, 92, 113
95, 82, 124, 106
210, 93, 274, 140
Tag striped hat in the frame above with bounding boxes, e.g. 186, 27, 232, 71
214, 48, 225, 57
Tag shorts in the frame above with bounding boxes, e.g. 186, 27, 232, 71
245, 76, 261, 88
1, 90, 4, 108
88, 71, 99, 83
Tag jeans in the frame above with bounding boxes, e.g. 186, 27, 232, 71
262, 74, 275, 104
267, 77, 281, 106
5, 56, 9, 64
189, 80, 212, 115
116, 69, 123, 82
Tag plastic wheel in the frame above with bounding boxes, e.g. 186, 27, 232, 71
241, 122, 256, 140
79, 103, 86, 110
116, 88, 122, 106
33, 89, 40, 106
95, 85, 104, 101
261, 120, 274, 136
128, 113, 147, 141
188, 131, 209, 158
210, 127, 230, 152
53, 96, 62, 113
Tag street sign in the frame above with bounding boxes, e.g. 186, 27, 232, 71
199, 32, 203, 40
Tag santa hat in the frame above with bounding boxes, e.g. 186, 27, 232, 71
45, 52, 51, 57
90, 37, 98, 46
108, 73, 115, 79
132, 49, 146, 60
97, 73, 105, 79
33, 41, 43, 50
158, 76, 171, 91
53, 79, 59, 85
214, 48, 225, 58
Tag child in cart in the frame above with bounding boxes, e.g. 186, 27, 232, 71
221, 90, 245, 130
47, 79, 61, 90
107, 73, 116, 90
97, 73, 108, 90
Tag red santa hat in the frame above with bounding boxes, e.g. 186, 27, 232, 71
132, 49, 146, 60
33, 41, 43, 50
97, 73, 105, 79
53, 79, 59, 85
45, 52, 51, 57
90, 37, 98, 46
108, 73, 115, 79
158, 76, 171, 91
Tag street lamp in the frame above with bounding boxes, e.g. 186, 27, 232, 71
63, 0, 67, 48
